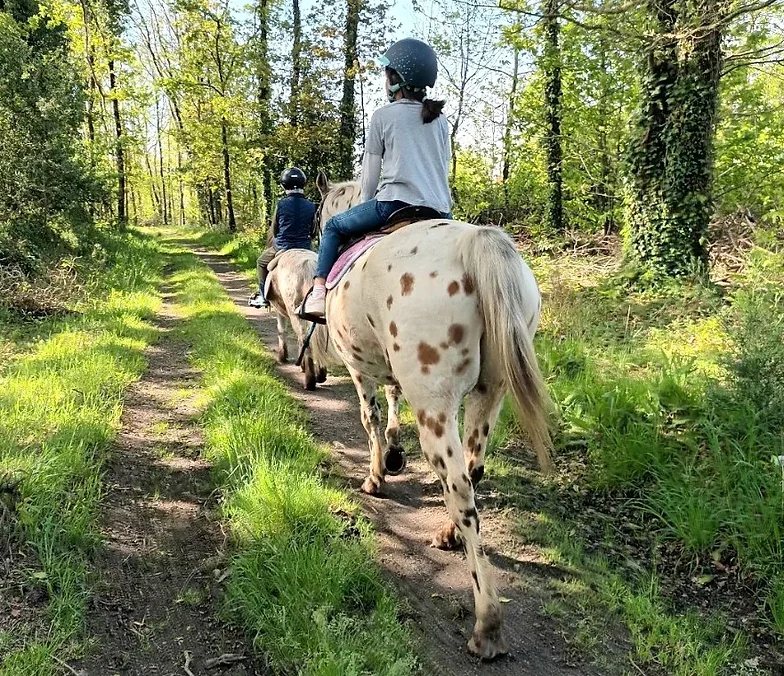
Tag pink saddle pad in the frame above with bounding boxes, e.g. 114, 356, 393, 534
326, 235, 384, 290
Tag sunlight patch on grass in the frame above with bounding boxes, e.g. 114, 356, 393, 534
162, 236, 417, 675
0, 230, 162, 674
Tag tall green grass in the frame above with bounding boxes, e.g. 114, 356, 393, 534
0, 230, 162, 674
482, 241, 784, 672
165, 241, 416, 675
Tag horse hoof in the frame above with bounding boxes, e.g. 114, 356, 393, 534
431, 521, 462, 550
383, 445, 406, 475
361, 476, 382, 495
316, 368, 327, 383
277, 349, 288, 364
305, 376, 317, 391
468, 610, 508, 661
468, 622, 509, 662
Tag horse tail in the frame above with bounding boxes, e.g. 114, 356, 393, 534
457, 226, 553, 473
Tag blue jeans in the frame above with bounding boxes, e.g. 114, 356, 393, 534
315, 200, 451, 279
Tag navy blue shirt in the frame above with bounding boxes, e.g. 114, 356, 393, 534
273, 193, 316, 250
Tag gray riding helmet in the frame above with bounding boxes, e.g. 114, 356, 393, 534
379, 38, 438, 94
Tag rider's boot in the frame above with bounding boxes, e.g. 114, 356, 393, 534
297, 284, 326, 318
248, 290, 269, 308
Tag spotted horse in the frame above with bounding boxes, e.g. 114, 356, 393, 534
262, 248, 331, 390
308, 171, 553, 660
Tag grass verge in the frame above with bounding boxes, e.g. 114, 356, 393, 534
482, 239, 784, 674
161, 234, 416, 675
0, 229, 163, 675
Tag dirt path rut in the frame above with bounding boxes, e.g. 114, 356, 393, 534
75, 274, 258, 676
195, 247, 607, 676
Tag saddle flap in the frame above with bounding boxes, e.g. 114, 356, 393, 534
267, 252, 284, 273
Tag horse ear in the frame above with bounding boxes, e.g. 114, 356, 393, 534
316, 171, 330, 197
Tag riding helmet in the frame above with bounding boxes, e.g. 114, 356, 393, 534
280, 167, 307, 190
379, 38, 438, 91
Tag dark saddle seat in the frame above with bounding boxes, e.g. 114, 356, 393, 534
336, 205, 444, 257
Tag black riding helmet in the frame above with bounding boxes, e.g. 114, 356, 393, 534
379, 38, 438, 94
280, 167, 306, 190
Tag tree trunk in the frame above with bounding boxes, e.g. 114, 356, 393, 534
337, 0, 361, 179
145, 152, 161, 213
255, 0, 273, 214
109, 58, 126, 227
502, 46, 520, 208
290, 0, 302, 126
221, 118, 237, 232
129, 184, 138, 225
595, 37, 614, 234
156, 101, 168, 226
208, 184, 217, 226
178, 150, 185, 226
79, 0, 96, 151
542, 0, 563, 230
626, 0, 721, 275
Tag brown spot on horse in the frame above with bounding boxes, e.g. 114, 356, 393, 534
430, 271, 438, 278
462, 273, 475, 295
448, 324, 465, 344
389, 321, 398, 337
447, 280, 460, 296
417, 342, 440, 369
400, 273, 415, 296
410, 246, 418, 255
455, 358, 472, 375
386, 295, 394, 309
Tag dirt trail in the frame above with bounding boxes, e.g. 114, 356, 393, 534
194, 247, 612, 676
74, 274, 258, 676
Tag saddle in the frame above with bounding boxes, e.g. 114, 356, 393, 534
338, 205, 444, 257
326, 206, 444, 289
298, 205, 445, 324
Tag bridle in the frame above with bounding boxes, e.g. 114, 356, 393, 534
311, 198, 325, 246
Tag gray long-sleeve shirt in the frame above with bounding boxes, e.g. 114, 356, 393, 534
362, 100, 452, 214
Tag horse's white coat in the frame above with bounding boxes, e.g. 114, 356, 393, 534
311, 175, 553, 660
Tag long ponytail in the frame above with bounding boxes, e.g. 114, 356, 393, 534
421, 98, 445, 123
387, 68, 445, 124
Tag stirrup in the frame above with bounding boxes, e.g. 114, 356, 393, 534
297, 287, 327, 325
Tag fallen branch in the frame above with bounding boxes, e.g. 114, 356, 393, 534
205, 653, 246, 669
182, 651, 196, 676
51, 655, 87, 676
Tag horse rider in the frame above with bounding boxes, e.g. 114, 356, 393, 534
298, 38, 452, 318
249, 167, 317, 309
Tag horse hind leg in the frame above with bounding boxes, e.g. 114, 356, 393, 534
383, 384, 406, 475
275, 312, 288, 363
414, 401, 507, 660
291, 316, 317, 390
347, 368, 387, 494
432, 379, 505, 550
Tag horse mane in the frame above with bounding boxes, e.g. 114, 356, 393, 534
316, 180, 362, 235
327, 180, 361, 199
